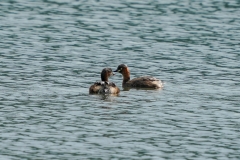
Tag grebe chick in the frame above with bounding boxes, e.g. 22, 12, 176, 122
89, 68, 120, 94
114, 64, 163, 89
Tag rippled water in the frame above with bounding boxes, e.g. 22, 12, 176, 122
1, 0, 240, 159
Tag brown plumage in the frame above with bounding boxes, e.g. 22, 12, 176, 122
114, 64, 163, 89
89, 68, 120, 94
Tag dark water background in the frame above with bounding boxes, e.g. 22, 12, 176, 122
1, 0, 240, 159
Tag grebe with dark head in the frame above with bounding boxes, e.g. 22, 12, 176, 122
114, 64, 163, 89
89, 68, 120, 94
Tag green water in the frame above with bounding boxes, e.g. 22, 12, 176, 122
0, 0, 240, 159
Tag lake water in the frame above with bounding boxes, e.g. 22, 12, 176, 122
0, 0, 240, 159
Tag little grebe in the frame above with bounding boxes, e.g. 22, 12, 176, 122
89, 68, 120, 94
114, 64, 163, 89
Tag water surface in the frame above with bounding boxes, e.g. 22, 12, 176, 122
0, 0, 240, 159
